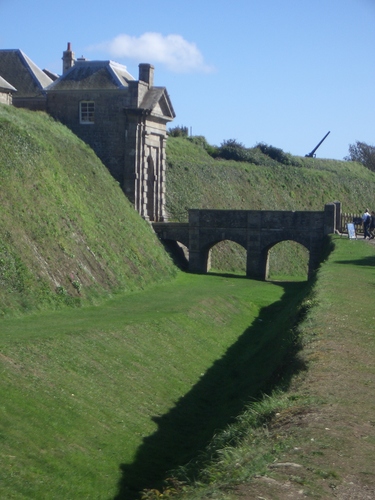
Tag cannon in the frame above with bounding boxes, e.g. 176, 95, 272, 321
305, 131, 330, 158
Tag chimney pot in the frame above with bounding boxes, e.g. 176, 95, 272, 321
62, 42, 75, 74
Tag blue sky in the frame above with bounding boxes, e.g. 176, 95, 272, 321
1, 0, 374, 159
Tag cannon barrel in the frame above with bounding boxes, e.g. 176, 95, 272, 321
305, 131, 330, 158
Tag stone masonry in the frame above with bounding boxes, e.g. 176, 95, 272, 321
0, 45, 175, 222
153, 202, 339, 279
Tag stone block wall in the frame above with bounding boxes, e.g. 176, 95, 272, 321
154, 204, 338, 280
47, 87, 169, 222
47, 89, 130, 185
0, 91, 12, 105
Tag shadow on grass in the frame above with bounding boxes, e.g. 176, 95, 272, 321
334, 255, 375, 268
205, 270, 307, 283
114, 279, 313, 499
205, 271, 249, 279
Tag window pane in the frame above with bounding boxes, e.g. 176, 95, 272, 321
80, 101, 94, 123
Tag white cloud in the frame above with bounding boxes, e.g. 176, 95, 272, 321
92, 32, 214, 73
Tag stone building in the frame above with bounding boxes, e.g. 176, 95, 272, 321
0, 49, 53, 110
0, 75, 16, 105
0, 44, 175, 221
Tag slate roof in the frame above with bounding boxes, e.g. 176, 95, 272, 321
140, 87, 165, 110
0, 75, 16, 92
139, 87, 175, 118
0, 49, 53, 97
42, 69, 59, 81
47, 60, 134, 91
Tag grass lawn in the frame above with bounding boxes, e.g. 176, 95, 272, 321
175, 236, 375, 499
0, 271, 310, 499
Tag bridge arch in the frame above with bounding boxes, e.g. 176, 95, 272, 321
159, 238, 189, 270
253, 233, 317, 281
189, 231, 248, 274
262, 238, 309, 281
204, 239, 248, 274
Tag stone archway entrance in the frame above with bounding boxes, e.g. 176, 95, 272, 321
140, 133, 167, 223
146, 154, 156, 221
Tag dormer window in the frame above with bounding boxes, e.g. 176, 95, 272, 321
80, 101, 95, 124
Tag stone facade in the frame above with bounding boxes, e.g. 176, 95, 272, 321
46, 48, 175, 222
0, 92, 11, 105
0, 76, 15, 105
0, 45, 175, 221
0, 49, 53, 111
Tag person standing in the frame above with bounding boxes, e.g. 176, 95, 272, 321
362, 208, 371, 239
369, 211, 375, 239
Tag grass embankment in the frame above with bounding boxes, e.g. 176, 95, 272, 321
2, 105, 375, 500
3, 237, 372, 500
0, 105, 176, 316
0, 271, 310, 499
171, 236, 375, 499
166, 136, 375, 216
2, 104, 375, 311
166, 136, 375, 277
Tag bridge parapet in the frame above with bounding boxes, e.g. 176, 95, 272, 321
152, 222, 190, 248
153, 202, 339, 280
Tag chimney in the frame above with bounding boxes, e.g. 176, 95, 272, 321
138, 63, 154, 87
62, 42, 75, 74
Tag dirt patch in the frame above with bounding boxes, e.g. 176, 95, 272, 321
234, 475, 308, 499
233, 473, 375, 499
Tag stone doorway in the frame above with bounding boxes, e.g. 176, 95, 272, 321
146, 154, 156, 221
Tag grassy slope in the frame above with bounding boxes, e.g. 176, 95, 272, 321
0, 272, 311, 499
172, 237, 375, 499
1, 107, 375, 500
0, 106, 312, 498
0, 105, 176, 316
166, 137, 375, 277
166, 136, 375, 217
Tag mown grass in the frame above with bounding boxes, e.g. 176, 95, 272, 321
166, 136, 375, 217
0, 271, 311, 499
2, 103, 375, 500
2, 105, 375, 314
167, 236, 375, 499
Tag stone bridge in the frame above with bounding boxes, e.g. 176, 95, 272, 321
152, 202, 340, 280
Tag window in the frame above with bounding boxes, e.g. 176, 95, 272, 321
80, 101, 95, 124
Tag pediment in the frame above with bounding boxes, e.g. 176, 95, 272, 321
152, 94, 174, 119
140, 87, 176, 120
